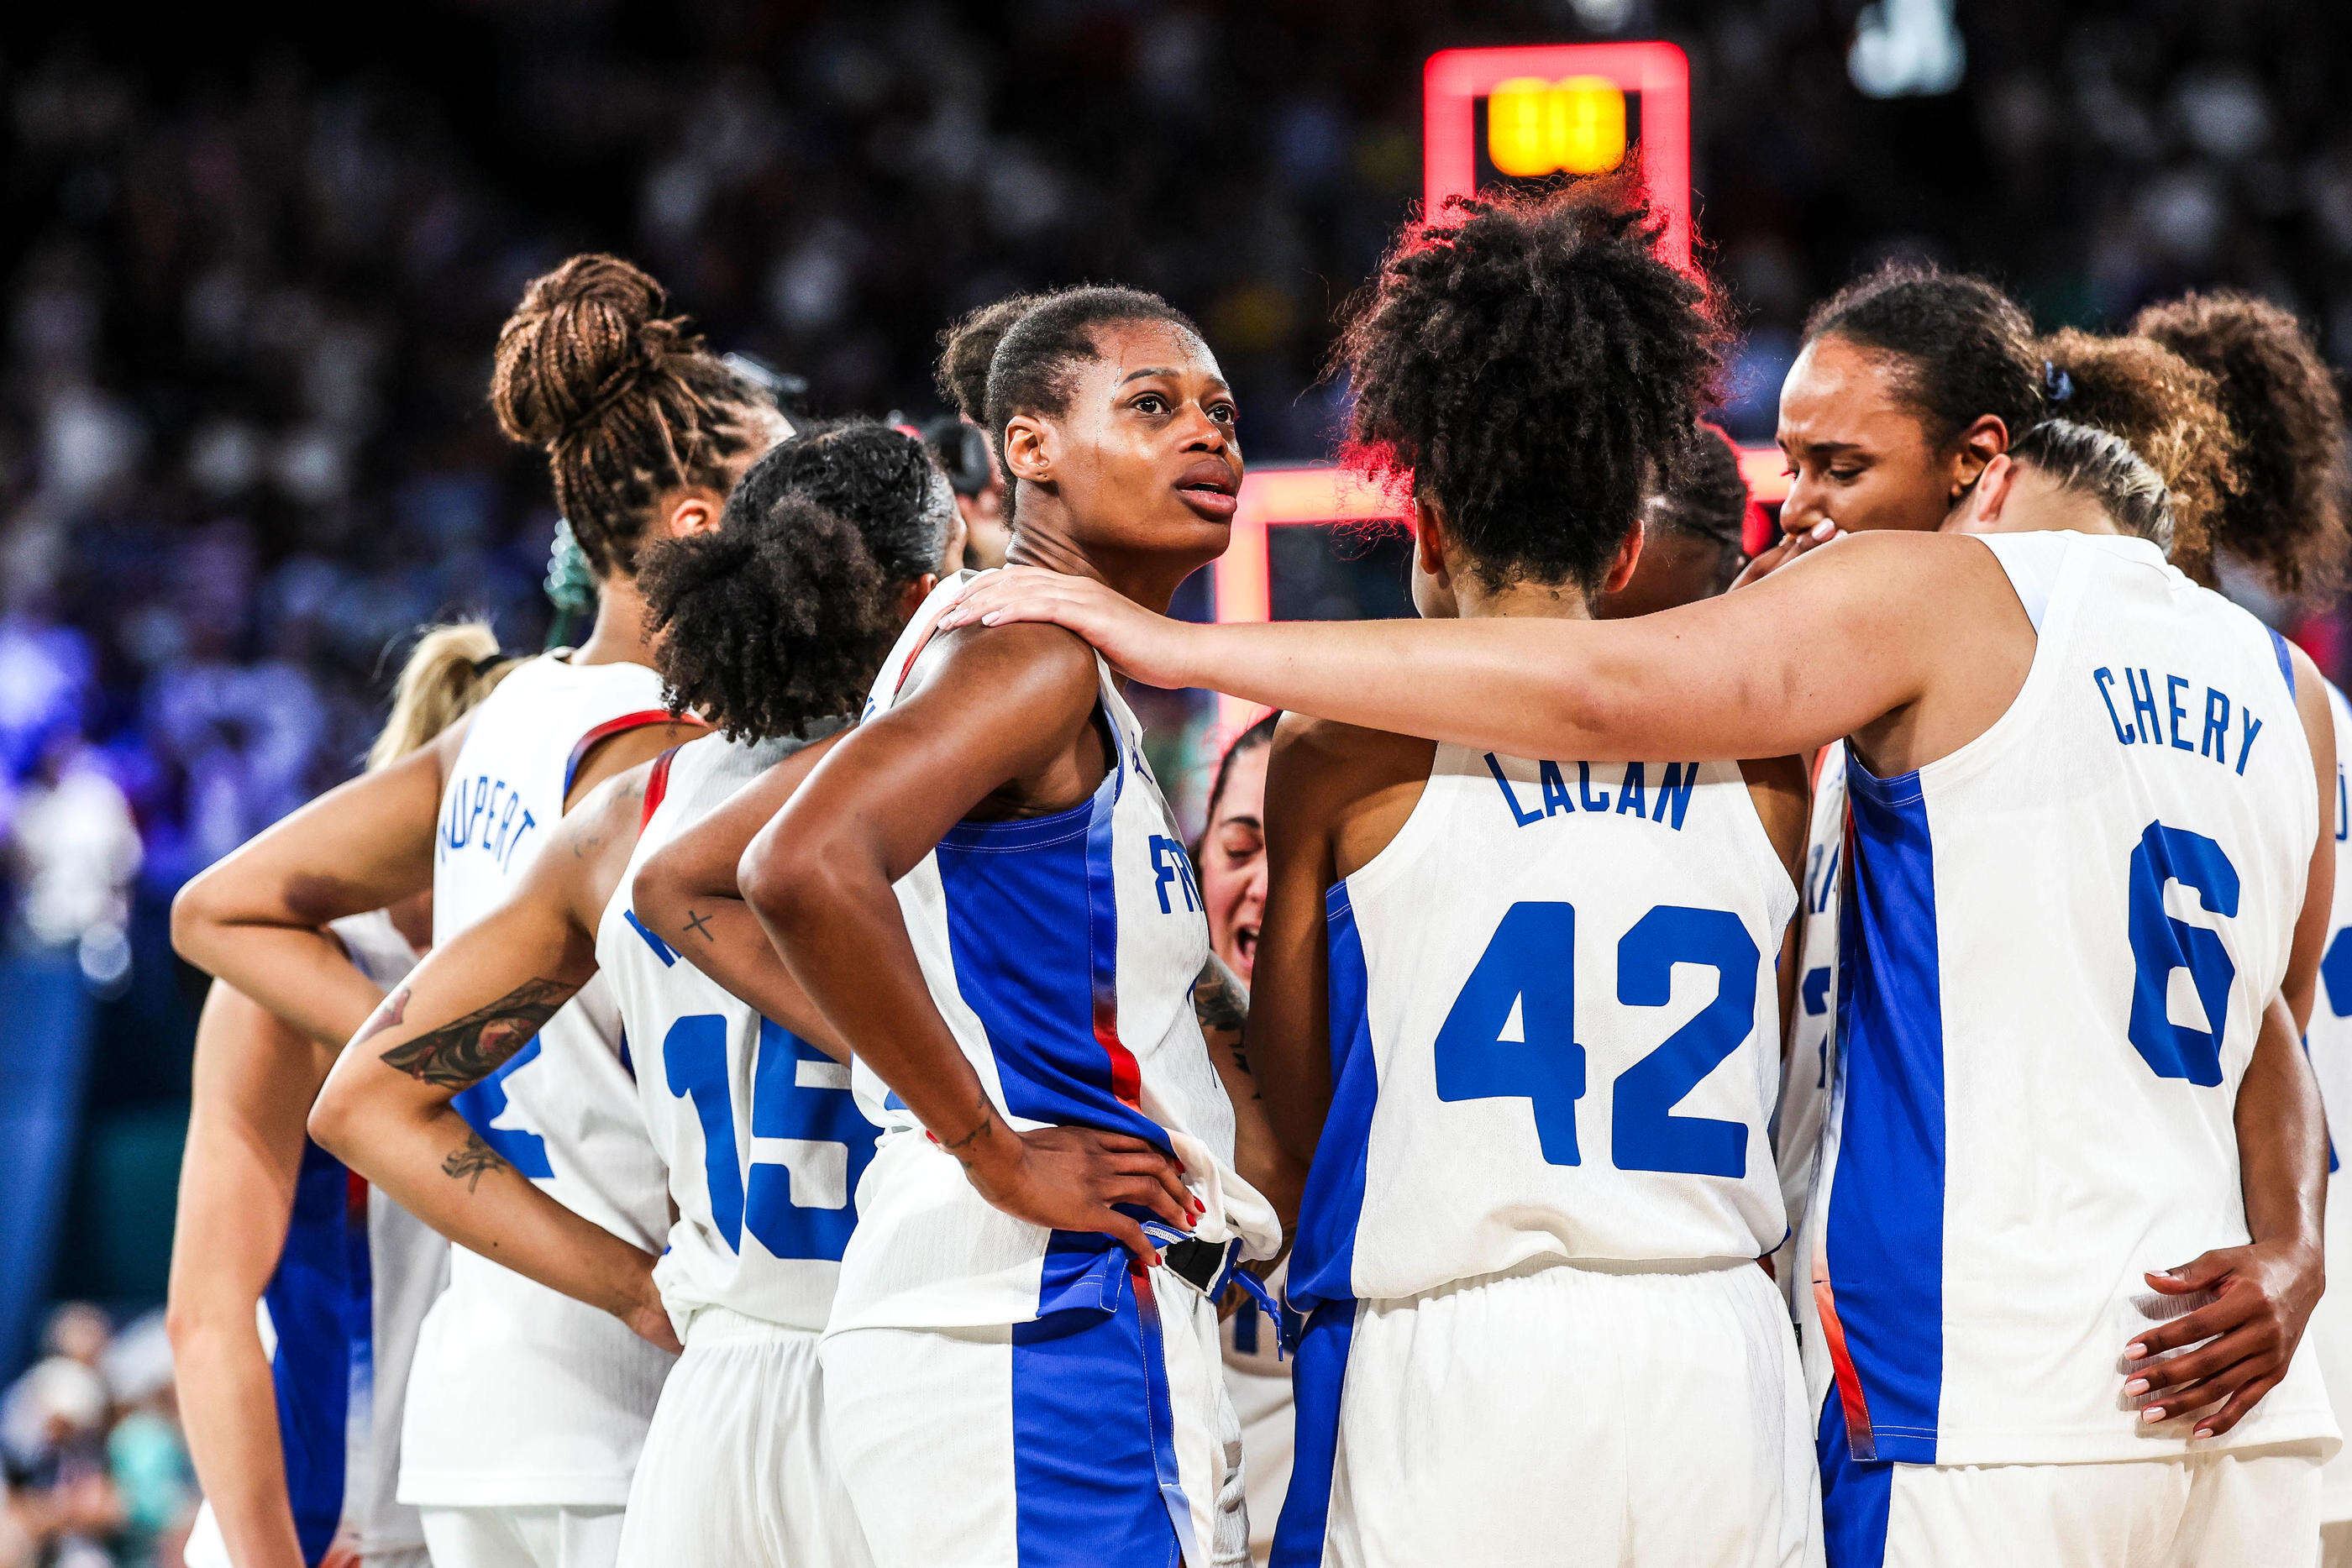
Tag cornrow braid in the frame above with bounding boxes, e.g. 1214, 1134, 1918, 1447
491, 254, 774, 577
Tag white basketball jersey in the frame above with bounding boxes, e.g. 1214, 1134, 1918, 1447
827, 572, 1280, 1335
1801, 531, 2338, 1466
1285, 742, 1798, 1314
402, 653, 679, 1508
2303, 677, 2352, 1516
1769, 742, 1845, 1306
233, 911, 445, 1565
596, 731, 882, 1335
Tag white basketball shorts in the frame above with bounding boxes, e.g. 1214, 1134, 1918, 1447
613, 1307, 870, 1568
1819, 1426, 2324, 1568
1277, 1256, 1820, 1567
821, 1261, 1247, 1568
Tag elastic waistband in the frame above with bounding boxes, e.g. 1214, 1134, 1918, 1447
682, 1303, 823, 1348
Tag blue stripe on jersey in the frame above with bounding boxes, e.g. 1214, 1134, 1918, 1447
1270, 1298, 1357, 1568
1824, 753, 1946, 1464
1816, 1396, 1893, 1568
1009, 1236, 1182, 1568
932, 763, 1165, 1153
2271, 628, 2297, 698
622, 909, 678, 967
1286, 882, 1376, 1314
265, 1142, 362, 1566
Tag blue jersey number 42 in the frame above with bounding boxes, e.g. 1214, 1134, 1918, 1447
1435, 900, 1761, 1177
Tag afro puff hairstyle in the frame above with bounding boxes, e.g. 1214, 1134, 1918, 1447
1334, 167, 1726, 594
638, 420, 954, 740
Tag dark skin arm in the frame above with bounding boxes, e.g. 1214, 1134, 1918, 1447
2124, 642, 2336, 1437
307, 768, 685, 1353
632, 732, 852, 1062
741, 621, 1194, 1266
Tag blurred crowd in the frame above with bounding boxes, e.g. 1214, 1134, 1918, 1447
1, 8, 2350, 1550
0, 1305, 191, 1568
5, 1, 2352, 960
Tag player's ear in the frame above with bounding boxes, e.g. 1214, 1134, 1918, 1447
1412, 496, 1453, 590
1950, 413, 2008, 501
1602, 518, 1644, 595
1002, 416, 1053, 488
1972, 454, 2017, 527
659, 488, 727, 543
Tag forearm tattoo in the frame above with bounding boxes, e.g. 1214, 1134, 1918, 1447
938, 1093, 1001, 1170
1194, 957, 1249, 1047
378, 977, 575, 1088
441, 1130, 510, 1193
354, 985, 410, 1047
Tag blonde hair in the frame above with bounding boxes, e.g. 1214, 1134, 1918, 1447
368, 621, 523, 771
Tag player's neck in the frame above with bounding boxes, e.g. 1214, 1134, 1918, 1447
1006, 524, 1200, 616
1454, 576, 1593, 621
573, 573, 660, 669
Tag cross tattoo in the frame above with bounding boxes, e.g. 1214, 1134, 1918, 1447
683, 909, 715, 941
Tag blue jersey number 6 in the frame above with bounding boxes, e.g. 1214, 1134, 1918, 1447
2126, 821, 2239, 1086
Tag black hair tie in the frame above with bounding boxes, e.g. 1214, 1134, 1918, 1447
2043, 359, 2074, 405
470, 651, 513, 678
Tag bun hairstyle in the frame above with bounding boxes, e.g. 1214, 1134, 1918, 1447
1336, 167, 1725, 594
490, 254, 774, 578
2033, 328, 2234, 578
2008, 419, 2176, 552
369, 621, 522, 770
1803, 263, 2045, 452
2134, 291, 2349, 595
937, 286, 1203, 523
637, 421, 955, 741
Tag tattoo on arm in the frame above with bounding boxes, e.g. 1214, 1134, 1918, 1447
937, 1095, 1001, 1169
683, 908, 715, 941
1194, 957, 1259, 1091
379, 978, 575, 1088
441, 1130, 511, 1193
354, 985, 411, 1048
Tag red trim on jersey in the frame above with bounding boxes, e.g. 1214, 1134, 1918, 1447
890, 620, 949, 699
564, 711, 701, 798
641, 747, 681, 829
1812, 1242, 1877, 1456
1095, 1007, 1144, 1109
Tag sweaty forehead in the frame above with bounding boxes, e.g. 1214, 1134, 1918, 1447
1093, 319, 1221, 385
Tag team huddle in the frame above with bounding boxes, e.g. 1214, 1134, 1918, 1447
161, 168, 2352, 1568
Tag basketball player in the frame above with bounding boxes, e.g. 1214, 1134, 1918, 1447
727, 286, 1281, 1568
942, 301, 2342, 1568
1180, 179, 1814, 1567
310, 422, 963, 1568
1759, 268, 2243, 1313
172, 254, 787, 1568
2132, 291, 2352, 1565
172, 626, 518, 1568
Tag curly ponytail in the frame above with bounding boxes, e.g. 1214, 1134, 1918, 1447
2133, 291, 2349, 595
2034, 328, 2236, 579
491, 254, 775, 578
